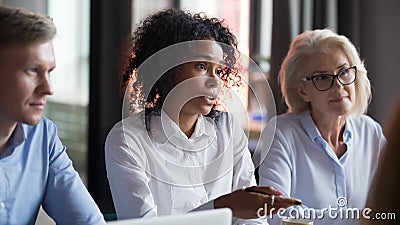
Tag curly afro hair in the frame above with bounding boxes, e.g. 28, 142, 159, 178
121, 8, 241, 122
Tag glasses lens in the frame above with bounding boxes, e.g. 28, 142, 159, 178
338, 67, 356, 84
312, 74, 333, 91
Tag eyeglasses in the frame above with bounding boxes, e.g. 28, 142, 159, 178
301, 66, 357, 91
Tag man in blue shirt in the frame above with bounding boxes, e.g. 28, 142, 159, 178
0, 5, 105, 225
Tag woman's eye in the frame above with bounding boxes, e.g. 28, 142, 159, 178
338, 68, 349, 76
314, 74, 330, 81
197, 63, 206, 70
215, 68, 223, 76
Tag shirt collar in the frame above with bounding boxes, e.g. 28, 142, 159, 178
150, 111, 216, 148
300, 111, 322, 143
300, 111, 353, 146
151, 110, 180, 145
191, 115, 217, 139
342, 118, 353, 147
11, 123, 26, 147
1, 123, 26, 159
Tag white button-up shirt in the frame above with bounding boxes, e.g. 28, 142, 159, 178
106, 111, 264, 224
258, 112, 386, 225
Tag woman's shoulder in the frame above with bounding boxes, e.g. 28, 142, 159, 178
275, 112, 301, 121
105, 113, 149, 169
349, 114, 383, 130
270, 112, 305, 130
350, 114, 379, 123
348, 114, 384, 136
107, 113, 147, 138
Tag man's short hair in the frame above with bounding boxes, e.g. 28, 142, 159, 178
0, 5, 56, 48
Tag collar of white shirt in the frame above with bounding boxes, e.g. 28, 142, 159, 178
150, 111, 217, 151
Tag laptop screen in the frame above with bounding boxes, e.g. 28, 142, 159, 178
106, 208, 232, 225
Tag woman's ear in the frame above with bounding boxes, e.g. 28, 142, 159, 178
297, 84, 311, 102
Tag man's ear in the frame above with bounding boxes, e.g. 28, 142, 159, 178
297, 84, 311, 102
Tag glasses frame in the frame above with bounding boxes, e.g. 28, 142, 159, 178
301, 66, 357, 91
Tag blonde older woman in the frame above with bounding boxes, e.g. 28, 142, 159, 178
258, 29, 386, 225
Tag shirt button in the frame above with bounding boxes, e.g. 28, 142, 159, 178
0, 202, 5, 208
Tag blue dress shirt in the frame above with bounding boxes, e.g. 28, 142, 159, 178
0, 117, 105, 225
258, 112, 386, 225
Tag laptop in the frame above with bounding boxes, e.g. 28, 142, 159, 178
106, 208, 232, 225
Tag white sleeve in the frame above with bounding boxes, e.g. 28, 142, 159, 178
105, 124, 157, 219
230, 114, 268, 225
258, 122, 292, 197
257, 120, 294, 225
191, 114, 258, 219
231, 113, 257, 189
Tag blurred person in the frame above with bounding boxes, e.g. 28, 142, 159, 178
361, 103, 400, 225
0, 5, 105, 225
105, 8, 300, 225
258, 29, 386, 225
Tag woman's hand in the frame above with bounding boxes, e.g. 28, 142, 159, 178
214, 186, 301, 219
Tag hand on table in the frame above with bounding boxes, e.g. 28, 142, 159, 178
214, 186, 302, 219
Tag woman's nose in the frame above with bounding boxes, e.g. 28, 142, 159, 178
205, 76, 220, 88
331, 77, 344, 90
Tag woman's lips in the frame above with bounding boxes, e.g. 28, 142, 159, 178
329, 96, 347, 102
204, 96, 217, 105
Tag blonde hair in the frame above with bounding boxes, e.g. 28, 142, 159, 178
279, 29, 371, 117
0, 5, 56, 48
